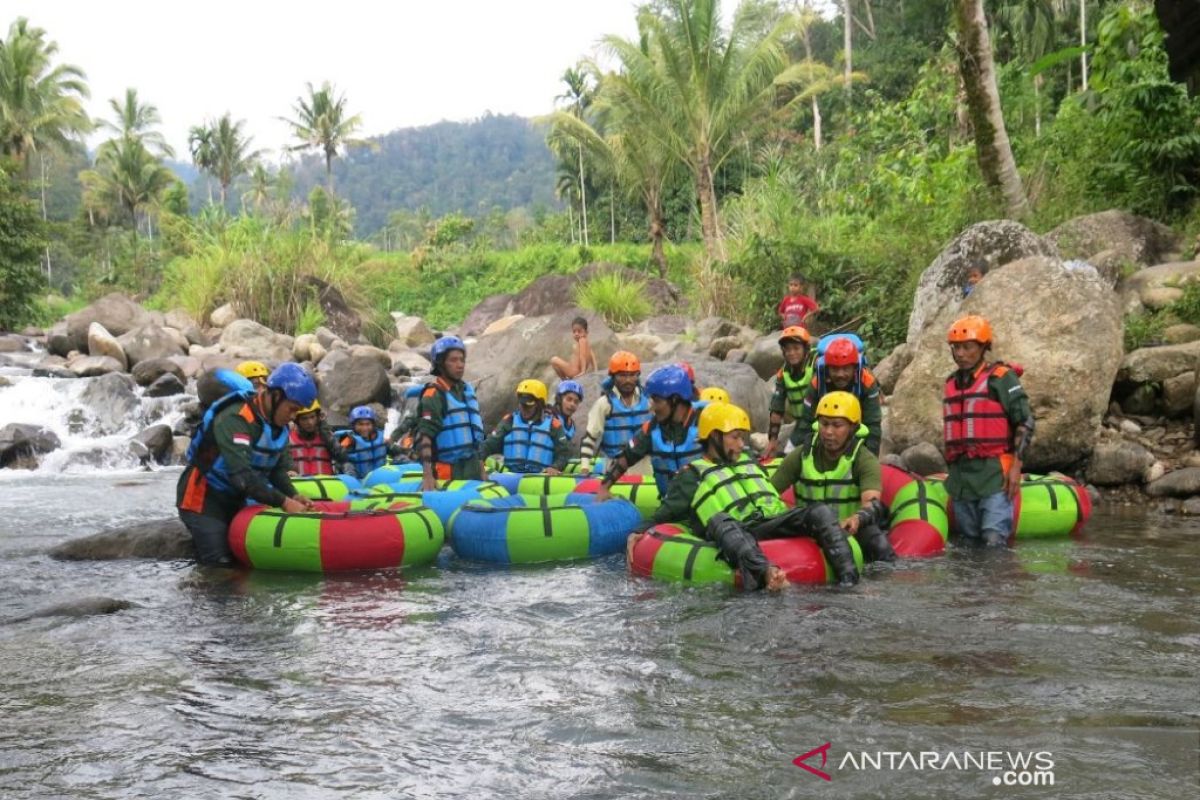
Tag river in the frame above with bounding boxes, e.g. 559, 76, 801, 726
0, 466, 1196, 799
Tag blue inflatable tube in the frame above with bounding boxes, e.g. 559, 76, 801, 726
355, 479, 510, 526
363, 463, 425, 486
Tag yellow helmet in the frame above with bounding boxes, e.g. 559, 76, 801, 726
296, 399, 321, 417
516, 379, 548, 403
699, 387, 731, 405
698, 401, 752, 440
815, 391, 862, 424
236, 361, 270, 380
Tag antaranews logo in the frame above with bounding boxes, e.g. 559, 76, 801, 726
793, 742, 1055, 787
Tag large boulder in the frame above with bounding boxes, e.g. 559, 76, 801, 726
64, 293, 151, 352
116, 323, 185, 367
391, 313, 437, 348
86, 322, 128, 370
1046, 210, 1182, 275
873, 343, 915, 395
906, 221, 1059, 343
317, 351, 391, 424
131, 357, 185, 387
46, 321, 73, 357
219, 319, 294, 362
1118, 340, 1200, 383
459, 293, 515, 338
745, 333, 785, 381
0, 423, 61, 467
306, 277, 362, 343
1145, 467, 1200, 498
78, 372, 139, 435
886, 256, 1123, 470
209, 303, 239, 327
128, 424, 174, 464
508, 263, 681, 320
49, 518, 193, 561
1087, 441, 1154, 486
68, 355, 126, 377
1119, 260, 1200, 310
145, 373, 186, 398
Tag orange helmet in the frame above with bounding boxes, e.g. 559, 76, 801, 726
608, 350, 641, 375
947, 315, 993, 345
778, 325, 812, 348
824, 337, 860, 367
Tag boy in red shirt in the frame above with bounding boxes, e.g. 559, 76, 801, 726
777, 273, 819, 328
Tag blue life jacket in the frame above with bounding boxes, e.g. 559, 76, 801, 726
346, 429, 388, 477
434, 381, 485, 464
601, 389, 651, 457
187, 391, 288, 495
502, 412, 558, 473
552, 407, 576, 441
648, 406, 704, 496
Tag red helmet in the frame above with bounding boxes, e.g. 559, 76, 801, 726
824, 337, 860, 367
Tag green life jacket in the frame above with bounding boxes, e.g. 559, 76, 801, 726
690, 454, 789, 527
780, 363, 814, 418
796, 424, 869, 521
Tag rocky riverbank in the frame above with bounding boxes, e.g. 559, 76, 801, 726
2, 210, 1198, 513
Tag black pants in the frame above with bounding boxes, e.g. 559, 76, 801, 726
176, 468, 244, 567
704, 504, 860, 589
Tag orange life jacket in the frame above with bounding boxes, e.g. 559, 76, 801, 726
288, 427, 334, 476
943, 362, 1015, 461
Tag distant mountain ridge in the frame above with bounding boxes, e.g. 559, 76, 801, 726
288, 113, 559, 237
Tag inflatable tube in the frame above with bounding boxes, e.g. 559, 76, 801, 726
361, 482, 507, 526
940, 472, 1092, 540
362, 463, 424, 487
885, 475, 950, 557
228, 501, 444, 572
291, 474, 361, 501
571, 475, 661, 520
563, 458, 605, 474
448, 493, 642, 563
629, 523, 864, 587
487, 472, 584, 496
880, 463, 919, 507
372, 478, 509, 499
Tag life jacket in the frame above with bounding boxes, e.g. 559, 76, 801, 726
796, 424, 870, 521
943, 362, 1018, 461
345, 429, 388, 476
647, 407, 703, 496
777, 363, 814, 418
186, 392, 288, 495
689, 455, 789, 528
430, 378, 485, 464
552, 407, 576, 441
288, 427, 334, 476
502, 411, 558, 473
812, 365, 877, 403
601, 388, 651, 457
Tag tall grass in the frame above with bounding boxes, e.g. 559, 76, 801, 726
575, 273, 653, 328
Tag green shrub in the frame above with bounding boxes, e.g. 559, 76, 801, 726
1124, 311, 1166, 351
575, 272, 652, 328
1168, 282, 1200, 326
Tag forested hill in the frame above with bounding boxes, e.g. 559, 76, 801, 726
288, 113, 558, 237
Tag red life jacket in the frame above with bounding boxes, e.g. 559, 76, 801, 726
943, 362, 1018, 461
288, 427, 334, 476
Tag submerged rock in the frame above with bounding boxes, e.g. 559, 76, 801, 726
3, 596, 139, 625
0, 423, 61, 468
50, 517, 193, 561
129, 424, 174, 464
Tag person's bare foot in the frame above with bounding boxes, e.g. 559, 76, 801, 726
765, 565, 787, 592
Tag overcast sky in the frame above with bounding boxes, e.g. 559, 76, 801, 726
7, 0, 646, 161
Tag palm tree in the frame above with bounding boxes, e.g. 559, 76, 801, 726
101, 87, 173, 158
281, 81, 364, 193
242, 163, 275, 215
0, 18, 91, 173
602, 0, 808, 261
953, 0, 1029, 219
188, 122, 217, 204
556, 66, 594, 247
209, 113, 262, 206
82, 136, 175, 232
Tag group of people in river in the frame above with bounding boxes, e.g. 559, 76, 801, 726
176, 300, 1032, 591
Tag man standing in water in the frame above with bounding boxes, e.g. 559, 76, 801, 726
177, 363, 318, 566
417, 336, 486, 489
943, 315, 1033, 547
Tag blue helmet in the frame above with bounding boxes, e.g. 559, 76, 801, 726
213, 367, 254, 396
556, 380, 584, 401
349, 405, 376, 423
644, 364, 693, 402
265, 363, 318, 406
430, 335, 466, 364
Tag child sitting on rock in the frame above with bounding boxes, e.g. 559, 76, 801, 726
550, 316, 598, 380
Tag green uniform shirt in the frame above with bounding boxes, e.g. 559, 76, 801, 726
480, 410, 571, 471
769, 435, 882, 497
650, 462, 704, 526
794, 370, 883, 453
210, 402, 297, 505
945, 367, 1033, 501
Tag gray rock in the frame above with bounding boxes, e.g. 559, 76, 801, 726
131, 357, 185, 387
318, 351, 391, 424
900, 441, 948, 476
64, 293, 151, 352
164, 308, 199, 331
79, 372, 139, 435
1046, 210, 1181, 275
32, 364, 76, 379
49, 518, 193, 561
116, 323, 185, 367
171, 435, 190, 465
348, 344, 392, 371
219, 319, 293, 362
145, 373, 185, 398
724, 348, 747, 363
887, 256, 1120, 470
209, 303, 239, 327
308, 341, 328, 365
0, 423, 61, 467
1119, 340, 1200, 383
129, 424, 174, 463
0, 334, 28, 353
696, 316, 742, 346
68, 355, 126, 377
85, 322, 128, 369
1162, 371, 1196, 416
1181, 497, 1200, 516
293, 333, 318, 362
1119, 418, 1142, 435
745, 333, 785, 380
391, 313, 436, 348
708, 335, 743, 360
1119, 259, 1200, 301
46, 321, 73, 357
630, 315, 693, 337
1144, 461, 1167, 484
1140, 286, 1184, 310
873, 343, 915, 395
459, 293, 515, 338
1146, 467, 1200, 498
391, 349, 431, 375
314, 326, 346, 350
906, 220, 1058, 342
4, 597, 138, 624
1086, 441, 1154, 485
509, 263, 680, 320
1162, 323, 1200, 345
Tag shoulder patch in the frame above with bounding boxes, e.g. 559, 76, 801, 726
421, 386, 439, 399
861, 369, 876, 387
238, 403, 256, 423
992, 365, 1010, 377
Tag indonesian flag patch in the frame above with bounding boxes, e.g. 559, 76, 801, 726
232, 433, 252, 446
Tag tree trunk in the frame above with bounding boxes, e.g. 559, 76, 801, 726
1080, 0, 1089, 91
325, 150, 335, 194
220, 182, 227, 207
577, 144, 589, 247
39, 153, 51, 283
953, 0, 1030, 219
812, 97, 823, 150
649, 201, 667, 279
695, 155, 726, 262
843, 0, 853, 104
610, 182, 616, 244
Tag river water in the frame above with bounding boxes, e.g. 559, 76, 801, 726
0, 469, 1196, 799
